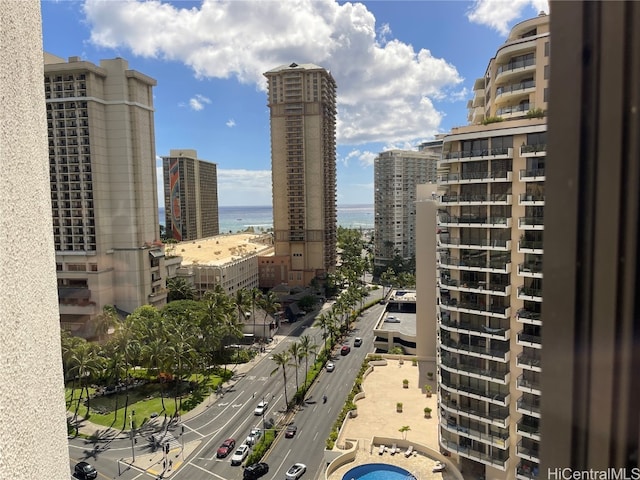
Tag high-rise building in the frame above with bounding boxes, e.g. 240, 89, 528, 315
162, 149, 219, 241
430, 13, 549, 479
263, 63, 337, 286
374, 147, 440, 269
45, 54, 166, 336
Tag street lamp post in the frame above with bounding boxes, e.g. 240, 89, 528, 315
129, 412, 136, 462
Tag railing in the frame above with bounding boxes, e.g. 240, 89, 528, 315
520, 168, 546, 179
440, 438, 509, 468
517, 396, 541, 415
520, 143, 547, 154
518, 285, 543, 298
518, 262, 543, 275
439, 320, 510, 342
441, 420, 509, 448
496, 80, 536, 96
496, 103, 532, 116
516, 419, 541, 438
439, 277, 510, 293
441, 377, 509, 403
516, 462, 540, 479
519, 193, 545, 203
517, 352, 541, 369
497, 57, 536, 74
517, 330, 541, 345
516, 309, 541, 320
441, 398, 510, 423
440, 355, 509, 382
519, 240, 544, 250
519, 216, 545, 227
440, 256, 511, 272
439, 170, 511, 182
517, 440, 540, 461
443, 147, 512, 160
439, 216, 510, 226
517, 373, 541, 392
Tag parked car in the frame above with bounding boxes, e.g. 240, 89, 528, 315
384, 316, 401, 323
216, 438, 236, 458
325, 361, 335, 372
340, 345, 351, 355
285, 425, 298, 438
230, 444, 250, 465
74, 461, 97, 480
354, 337, 363, 347
243, 462, 269, 480
246, 427, 262, 446
285, 463, 307, 480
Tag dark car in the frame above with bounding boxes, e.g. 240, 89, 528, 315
244, 462, 269, 480
285, 425, 298, 438
74, 461, 97, 480
340, 345, 351, 355
216, 438, 236, 458
354, 337, 363, 347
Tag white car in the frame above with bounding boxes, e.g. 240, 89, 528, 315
285, 463, 307, 480
246, 428, 262, 446
230, 444, 250, 466
326, 362, 335, 372
254, 401, 268, 416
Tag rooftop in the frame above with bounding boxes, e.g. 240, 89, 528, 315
168, 233, 273, 266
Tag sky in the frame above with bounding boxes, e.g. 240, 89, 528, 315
41, 0, 549, 207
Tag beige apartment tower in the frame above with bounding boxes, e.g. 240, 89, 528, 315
264, 63, 337, 286
162, 149, 219, 241
45, 54, 166, 336
374, 147, 440, 268
433, 13, 549, 480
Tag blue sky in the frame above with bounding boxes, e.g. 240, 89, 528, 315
41, 0, 548, 206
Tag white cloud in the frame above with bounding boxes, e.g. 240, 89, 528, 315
188, 94, 211, 111
342, 149, 377, 168
467, 0, 549, 35
83, 0, 464, 145
217, 169, 272, 206
226, 119, 236, 128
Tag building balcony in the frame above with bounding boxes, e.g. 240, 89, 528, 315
518, 262, 543, 278
439, 237, 511, 251
58, 302, 97, 316
519, 168, 546, 181
440, 379, 510, 407
440, 193, 512, 206
440, 299, 511, 320
520, 144, 547, 157
516, 309, 542, 326
517, 395, 541, 418
516, 352, 542, 372
440, 397, 510, 428
496, 57, 536, 81
441, 147, 513, 164
518, 239, 544, 254
439, 170, 513, 184
517, 373, 541, 395
495, 80, 536, 103
440, 355, 510, 384
439, 216, 511, 229
517, 330, 542, 349
441, 421, 509, 450
518, 193, 545, 206
439, 278, 511, 297
496, 102, 535, 118
440, 334, 511, 363
516, 461, 540, 480
517, 285, 543, 302
440, 438, 509, 470
517, 417, 541, 441
439, 256, 512, 275
517, 439, 540, 463
518, 216, 545, 230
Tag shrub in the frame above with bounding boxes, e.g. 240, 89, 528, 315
482, 116, 504, 125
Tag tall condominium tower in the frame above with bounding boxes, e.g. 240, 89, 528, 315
374, 147, 440, 269
433, 13, 549, 479
162, 149, 219, 241
45, 54, 166, 336
264, 63, 337, 286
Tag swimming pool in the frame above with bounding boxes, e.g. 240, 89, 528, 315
342, 463, 416, 480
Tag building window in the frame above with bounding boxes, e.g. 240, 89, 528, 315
544, 88, 549, 102
544, 41, 550, 57
544, 64, 550, 80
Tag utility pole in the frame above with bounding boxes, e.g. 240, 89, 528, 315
129, 412, 136, 462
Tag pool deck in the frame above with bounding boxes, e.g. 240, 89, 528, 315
327, 358, 461, 480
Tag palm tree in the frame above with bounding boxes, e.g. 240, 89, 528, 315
249, 288, 262, 342
270, 351, 291, 411
314, 313, 331, 348
288, 341, 302, 396
234, 289, 252, 329
67, 341, 102, 420
92, 305, 119, 343
399, 425, 411, 440
142, 338, 170, 410
167, 277, 197, 302
299, 335, 317, 390
168, 321, 196, 413
259, 291, 281, 335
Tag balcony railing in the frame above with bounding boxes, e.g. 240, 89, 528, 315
517, 396, 541, 416
441, 193, 511, 204
440, 255, 511, 272
439, 321, 510, 346
440, 216, 510, 227
440, 438, 509, 468
516, 309, 541, 321
440, 170, 511, 183
440, 237, 509, 248
496, 80, 536, 97
518, 285, 543, 299
441, 420, 509, 449
497, 57, 536, 75
517, 330, 541, 346
440, 355, 510, 382
517, 373, 541, 393
516, 418, 541, 439
516, 462, 540, 479
443, 147, 513, 160
441, 377, 509, 404
520, 143, 547, 155
439, 278, 510, 294
519, 193, 545, 203
518, 262, 543, 275
517, 440, 540, 462
519, 240, 544, 251
441, 398, 510, 425
496, 102, 532, 116
518, 216, 545, 228
441, 336, 509, 361
516, 352, 541, 370
519, 168, 546, 180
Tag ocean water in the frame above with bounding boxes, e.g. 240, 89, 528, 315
159, 204, 374, 233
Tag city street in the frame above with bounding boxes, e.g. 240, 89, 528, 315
68, 288, 385, 480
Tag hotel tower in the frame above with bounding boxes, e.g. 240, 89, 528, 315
264, 63, 337, 286
45, 54, 166, 335
434, 13, 549, 479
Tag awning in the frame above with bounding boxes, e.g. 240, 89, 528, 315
149, 249, 165, 259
